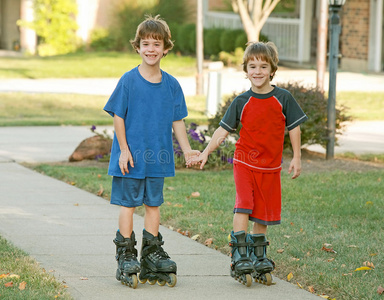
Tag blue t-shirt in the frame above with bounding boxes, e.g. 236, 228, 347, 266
104, 66, 188, 179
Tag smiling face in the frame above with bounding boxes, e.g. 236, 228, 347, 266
137, 37, 168, 67
246, 57, 274, 93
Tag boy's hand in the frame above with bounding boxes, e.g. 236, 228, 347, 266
187, 151, 208, 169
288, 157, 301, 179
184, 150, 200, 167
119, 149, 134, 175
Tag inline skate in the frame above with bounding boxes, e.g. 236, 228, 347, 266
113, 230, 141, 289
229, 231, 254, 287
138, 229, 177, 287
248, 233, 275, 286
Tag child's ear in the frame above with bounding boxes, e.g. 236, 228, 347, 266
163, 49, 169, 57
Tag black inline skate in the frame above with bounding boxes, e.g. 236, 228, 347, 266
248, 233, 275, 286
113, 230, 141, 289
138, 229, 177, 287
229, 231, 254, 287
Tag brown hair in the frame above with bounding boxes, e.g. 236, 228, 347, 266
242, 41, 279, 80
130, 15, 174, 54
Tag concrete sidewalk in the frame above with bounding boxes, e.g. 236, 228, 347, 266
0, 159, 319, 300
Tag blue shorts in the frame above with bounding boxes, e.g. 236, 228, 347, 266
110, 177, 164, 208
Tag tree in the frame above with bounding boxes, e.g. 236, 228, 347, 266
18, 0, 79, 56
231, 0, 280, 42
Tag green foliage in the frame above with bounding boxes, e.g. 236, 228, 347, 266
235, 31, 248, 50
204, 28, 225, 56
89, 28, 117, 51
177, 24, 196, 54
220, 29, 242, 52
218, 47, 244, 66
206, 82, 351, 151
18, 0, 79, 56
151, 0, 189, 25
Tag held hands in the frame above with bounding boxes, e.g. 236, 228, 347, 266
186, 151, 209, 170
119, 148, 134, 175
288, 157, 301, 179
184, 150, 201, 167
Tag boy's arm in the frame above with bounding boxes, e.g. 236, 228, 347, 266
191, 126, 229, 169
172, 120, 200, 162
288, 126, 302, 179
114, 115, 134, 175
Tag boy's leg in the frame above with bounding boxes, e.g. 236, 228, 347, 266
119, 206, 136, 238
253, 222, 267, 234
144, 205, 160, 235
233, 212, 250, 232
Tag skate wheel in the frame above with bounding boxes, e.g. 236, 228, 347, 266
264, 273, 273, 286
157, 279, 166, 286
131, 274, 138, 289
166, 273, 177, 287
148, 279, 157, 285
138, 276, 147, 284
245, 274, 252, 287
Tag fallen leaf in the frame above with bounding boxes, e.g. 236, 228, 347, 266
347, 245, 357, 248
167, 186, 175, 190
321, 246, 337, 253
97, 174, 101, 178
327, 258, 335, 262
308, 286, 315, 293
74, 203, 79, 206
173, 203, 183, 208
0, 273, 9, 279
287, 272, 293, 281
342, 273, 353, 276
9, 274, 20, 279
284, 235, 291, 238
363, 261, 375, 268
19, 281, 27, 290
80, 277, 88, 280
277, 248, 284, 253
4, 281, 13, 287
204, 238, 213, 246
191, 191, 200, 197
365, 201, 373, 206
291, 257, 300, 261
97, 185, 104, 196
297, 282, 303, 288
191, 234, 200, 241
165, 201, 172, 206
323, 243, 332, 247
354, 266, 372, 271
377, 286, 384, 295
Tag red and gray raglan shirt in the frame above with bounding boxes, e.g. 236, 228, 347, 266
219, 87, 308, 172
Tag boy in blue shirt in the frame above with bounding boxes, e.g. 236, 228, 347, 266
104, 15, 199, 288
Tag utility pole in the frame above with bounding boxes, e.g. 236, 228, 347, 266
196, 0, 204, 95
316, 0, 328, 93
326, 1, 344, 160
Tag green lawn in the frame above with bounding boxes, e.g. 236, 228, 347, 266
0, 52, 196, 78
28, 163, 384, 300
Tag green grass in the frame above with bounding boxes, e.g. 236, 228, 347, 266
0, 52, 196, 79
0, 236, 72, 300
0, 93, 207, 126
30, 163, 384, 300
337, 91, 384, 121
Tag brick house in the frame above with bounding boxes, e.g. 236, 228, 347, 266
1, 0, 383, 73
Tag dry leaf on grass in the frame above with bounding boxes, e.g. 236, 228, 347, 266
377, 286, 384, 295
19, 281, 27, 290
191, 191, 200, 197
204, 238, 213, 246
4, 281, 13, 287
287, 272, 293, 281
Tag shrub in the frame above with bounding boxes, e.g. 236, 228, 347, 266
177, 23, 196, 54
218, 47, 244, 66
220, 29, 243, 53
204, 28, 225, 56
235, 32, 248, 50
89, 28, 116, 51
206, 83, 351, 151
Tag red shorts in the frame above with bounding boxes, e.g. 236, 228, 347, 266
233, 163, 281, 225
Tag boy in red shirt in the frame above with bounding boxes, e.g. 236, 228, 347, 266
188, 41, 307, 286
